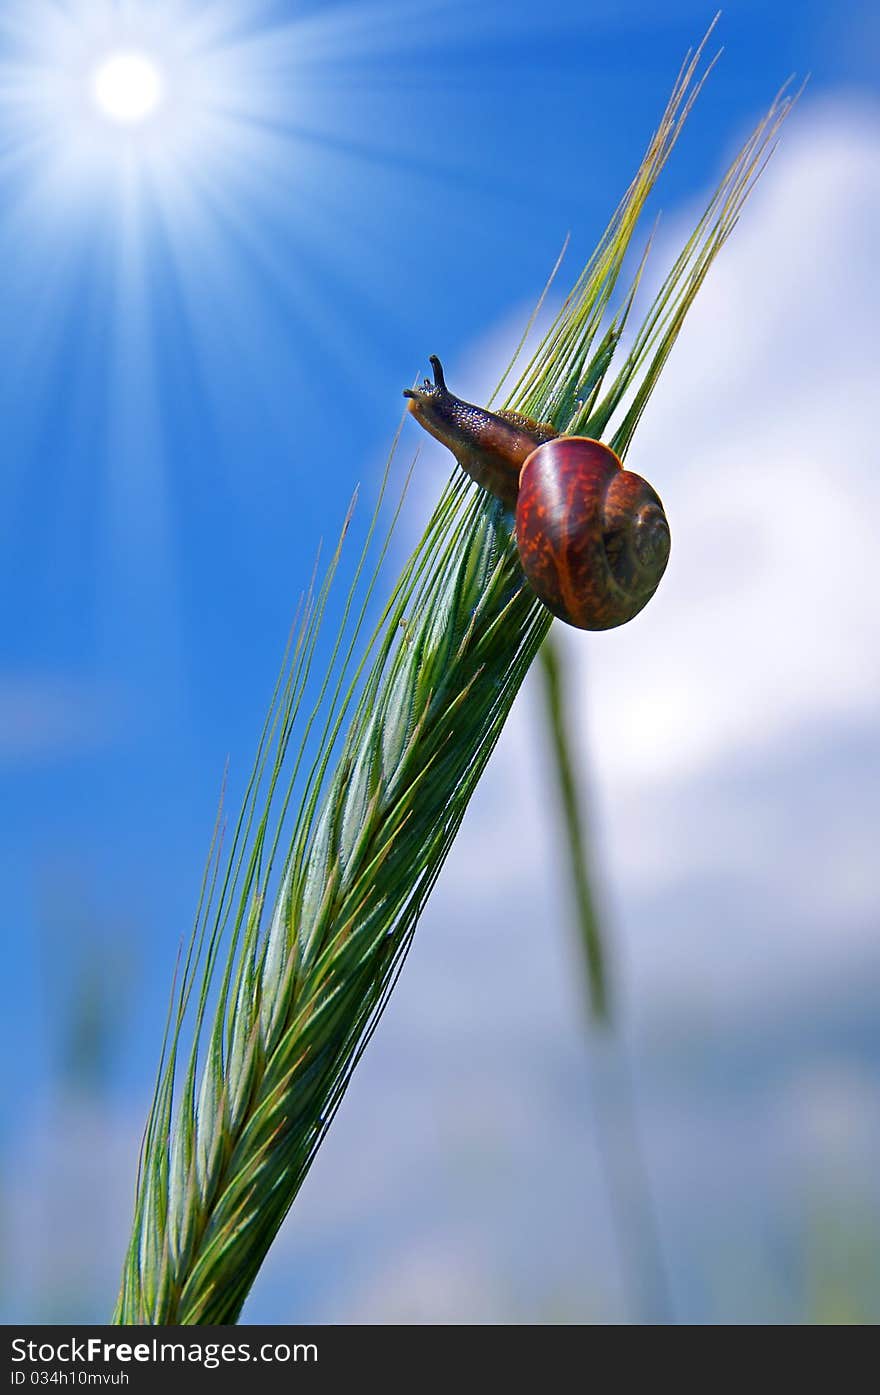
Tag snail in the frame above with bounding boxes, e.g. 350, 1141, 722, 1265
404, 356, 670, 631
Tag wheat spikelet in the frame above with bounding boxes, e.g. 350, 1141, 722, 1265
114, 27, 796, 1324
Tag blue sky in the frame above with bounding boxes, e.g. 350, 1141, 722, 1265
1, 0, 879, 1323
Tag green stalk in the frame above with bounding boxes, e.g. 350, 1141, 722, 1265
115, 28, 795, 1324
538, 636, 609, 1022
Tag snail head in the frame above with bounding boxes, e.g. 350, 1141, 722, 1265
403, 354, 505, 475
403, 356, 554, 509
402, 356, 453, 434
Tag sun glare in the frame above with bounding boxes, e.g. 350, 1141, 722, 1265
0, 0, 396, 386
92, 52, 165, 125
0, 1, 348, 217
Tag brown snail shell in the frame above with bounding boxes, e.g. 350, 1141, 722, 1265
515, 436, 670, 630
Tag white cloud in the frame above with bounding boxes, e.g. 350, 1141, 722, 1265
586, 102, 880, 790
409, 100, 880, 1011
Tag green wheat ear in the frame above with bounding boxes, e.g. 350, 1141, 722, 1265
114, 27, 796, 1324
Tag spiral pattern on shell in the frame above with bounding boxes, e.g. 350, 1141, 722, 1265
515, 436, 671, 630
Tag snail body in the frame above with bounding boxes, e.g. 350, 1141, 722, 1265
404, 357, 670, 631
403, 356, 556, 509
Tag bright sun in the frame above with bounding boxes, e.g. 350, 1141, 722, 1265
92, 52, 165, 125
1, 1, 319, 238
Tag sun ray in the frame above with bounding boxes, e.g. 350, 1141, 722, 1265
0, 0, 575, 633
